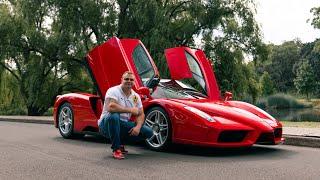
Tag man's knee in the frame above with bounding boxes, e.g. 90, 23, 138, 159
142, 126, 154, 139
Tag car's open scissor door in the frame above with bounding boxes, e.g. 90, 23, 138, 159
86, 37, 159, 99
165, 47, 220, 100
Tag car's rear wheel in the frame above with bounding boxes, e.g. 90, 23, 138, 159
145, 107, 172, 151
58, 103, 78, 139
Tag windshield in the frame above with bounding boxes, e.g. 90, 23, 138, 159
152, 79, 207, 99
179, 52, 207, 95
132, 45, 155, 86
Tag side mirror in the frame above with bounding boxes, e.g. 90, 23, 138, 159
136, 87, 151, 98
224, 91, 232, 101
146, 75, 160, 89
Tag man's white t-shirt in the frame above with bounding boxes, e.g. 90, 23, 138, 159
98, 85, 142, 125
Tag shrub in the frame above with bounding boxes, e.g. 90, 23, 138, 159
0, 105, 27, 115
43, 107, 54, 116
256, 98, 267, 109
256, 93, 309, 109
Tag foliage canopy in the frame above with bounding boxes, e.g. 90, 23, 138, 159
0, 0, 267, 115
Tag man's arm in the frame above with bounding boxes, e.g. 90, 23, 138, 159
129, 108, 145, 136
135, 108, 145, 128
106, 98, 140, 115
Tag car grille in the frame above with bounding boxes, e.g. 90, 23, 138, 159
256, 128, 282, 144
256, 132, 274, 144
218, 131, 248, 143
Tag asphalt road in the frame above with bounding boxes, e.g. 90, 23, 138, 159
1, 121, 319, 180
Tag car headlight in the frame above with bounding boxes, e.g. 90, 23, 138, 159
184, 106, 215, 122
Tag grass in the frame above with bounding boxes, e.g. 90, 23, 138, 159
281, 121, 320, 128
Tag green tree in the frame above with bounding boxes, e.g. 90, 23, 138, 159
202, 0, 268, 97
0, 71, 26, 115
0, 1, 100, 115
294, 61, 317, 99
0, 0, 267, 115
300, 40, 320, 96
116, 0, 267, 83
311, 6, 320, 29
259, 71, 275, 96
116, 0, 226, 77
264, 41, 301, 92
241, 62, 261, 103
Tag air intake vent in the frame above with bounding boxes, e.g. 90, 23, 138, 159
256, 132, 274, 144
274, 128, 282, 138
218, 131, 248, 143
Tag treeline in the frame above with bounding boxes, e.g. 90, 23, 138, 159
0, 0, 319, 115
254, 6, 320, 102
256, 40, 320, 99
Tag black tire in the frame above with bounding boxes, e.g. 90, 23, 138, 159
57, 103, 78, 139
144, 106, 172, 151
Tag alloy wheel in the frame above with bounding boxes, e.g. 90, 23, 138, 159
145, 110, 169, 148
58, 106, 73, 135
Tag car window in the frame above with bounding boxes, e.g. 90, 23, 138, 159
181, 52, 207, 95
132, 45, 155, 85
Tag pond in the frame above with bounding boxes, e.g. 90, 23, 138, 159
265, 108, 320, 122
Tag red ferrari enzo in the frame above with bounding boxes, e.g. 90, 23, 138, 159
53, 37, 284, 150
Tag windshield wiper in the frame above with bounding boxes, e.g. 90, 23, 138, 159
177, 90, 201, 99
179, 89, 206, 98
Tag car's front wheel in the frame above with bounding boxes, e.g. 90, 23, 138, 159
144, 107, 172, 151
58, 103, 77, 139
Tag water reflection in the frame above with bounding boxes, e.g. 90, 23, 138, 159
265, 108, 320, 122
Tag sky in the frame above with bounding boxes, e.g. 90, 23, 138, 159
256, 0, 320, 45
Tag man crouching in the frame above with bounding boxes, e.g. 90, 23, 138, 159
98, 71, 153, 159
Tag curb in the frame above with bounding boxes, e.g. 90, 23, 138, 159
283, 135, 320, 148
0, 117, 53, 125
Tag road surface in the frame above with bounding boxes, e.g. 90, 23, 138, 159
0, 121, 319, 180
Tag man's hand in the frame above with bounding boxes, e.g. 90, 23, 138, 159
107, 98, 141, 116
128, 126, 141, 136
130, 107, 141, 116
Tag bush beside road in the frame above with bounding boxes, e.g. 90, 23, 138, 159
1, 116, 320, 148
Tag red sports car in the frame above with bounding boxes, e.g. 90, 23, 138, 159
53, 37, 284, 150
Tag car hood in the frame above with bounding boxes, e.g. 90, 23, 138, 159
170, 99, 279, 131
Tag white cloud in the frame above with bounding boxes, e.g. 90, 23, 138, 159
256, 0, 320, 44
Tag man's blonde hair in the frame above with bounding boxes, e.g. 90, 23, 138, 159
122, 71, 134, 78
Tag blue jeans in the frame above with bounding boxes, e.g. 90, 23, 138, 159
99, 113, 154, 151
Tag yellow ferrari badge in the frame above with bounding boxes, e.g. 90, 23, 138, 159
133, 95, 138, 104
